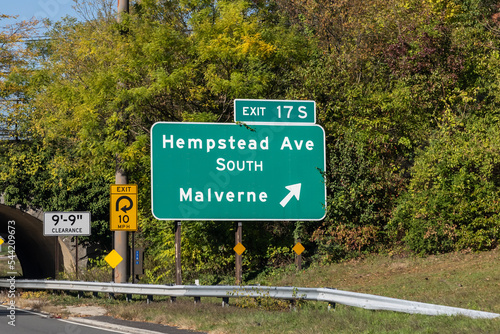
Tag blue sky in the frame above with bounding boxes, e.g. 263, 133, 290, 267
1, 0, 88, 27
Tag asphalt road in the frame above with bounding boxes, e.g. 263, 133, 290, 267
0, 306, 204, 334
0, 305, 126, 334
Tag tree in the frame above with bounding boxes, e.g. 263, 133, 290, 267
1, 1, 317, 276
0, 15, 39, 139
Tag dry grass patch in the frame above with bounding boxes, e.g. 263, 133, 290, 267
268, 248, 500, 313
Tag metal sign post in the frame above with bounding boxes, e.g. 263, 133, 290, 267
175, 221, 182, 285
131, 232, 135, 283
54, 236, 59, 279
75, 236, 79, 280
43, 212, 91, 279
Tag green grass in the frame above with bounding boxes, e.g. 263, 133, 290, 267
102, 299, 498, 334
11, 248, 500, 333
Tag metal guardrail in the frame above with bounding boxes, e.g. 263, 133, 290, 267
1, 279, 498, 319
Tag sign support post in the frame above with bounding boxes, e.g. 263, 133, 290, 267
44, 211, 91, 279
295, 238, 302, 271
235, 222, 242, 285
175, 221, 182, 285
75, 236, 79, 280
54, 237, 59, 279
131, 231, 135, 284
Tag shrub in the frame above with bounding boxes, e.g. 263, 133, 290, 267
313, 131, 407, 262
390, 114, 500, 254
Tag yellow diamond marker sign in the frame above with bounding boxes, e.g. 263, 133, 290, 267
105, 250, 123, 269
0, 238, 4, 245
293, 242, 305, 255
234, 242, 246, 255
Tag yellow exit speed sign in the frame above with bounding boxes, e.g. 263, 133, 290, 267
110, 184, 138, 231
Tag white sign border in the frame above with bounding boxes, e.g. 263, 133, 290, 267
234, 99, 317, 125
150, 122, 327, 221
43, 211, 91, 236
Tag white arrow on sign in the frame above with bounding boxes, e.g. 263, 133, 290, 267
280, 183, 302, 207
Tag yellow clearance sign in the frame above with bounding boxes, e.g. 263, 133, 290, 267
110, 184, 138, 231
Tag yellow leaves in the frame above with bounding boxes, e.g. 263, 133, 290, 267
457, 88, 478, 105
190, 1, 279, 99
425, 0, 461, 20
398, 0, 461, 20
4, 151, 43, 179
240, 33, 276, 57
201, 30, 275, 63
195, 1, 276, 63
0, 17, 39, 96
401, 1, 413, 10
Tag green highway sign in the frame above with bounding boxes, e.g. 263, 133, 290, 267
234, 99, 316, 124
151, 122, 326, 221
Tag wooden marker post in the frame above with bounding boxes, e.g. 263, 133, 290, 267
235, 222, 243, 284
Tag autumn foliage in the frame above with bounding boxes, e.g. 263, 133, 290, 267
1, 0, 499, 282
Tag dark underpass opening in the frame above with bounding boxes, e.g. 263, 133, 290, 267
0, 204, 62, 278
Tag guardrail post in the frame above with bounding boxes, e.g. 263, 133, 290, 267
170, 296, 176, 303
194, 296, 201, 304
147, 295, 153, 304
328, 302, 336, 311
126, 294, 132, 302
222, 297, 229, 307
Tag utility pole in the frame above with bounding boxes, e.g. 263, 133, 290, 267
114, 0, 129, 284
117, 0, 129, 20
